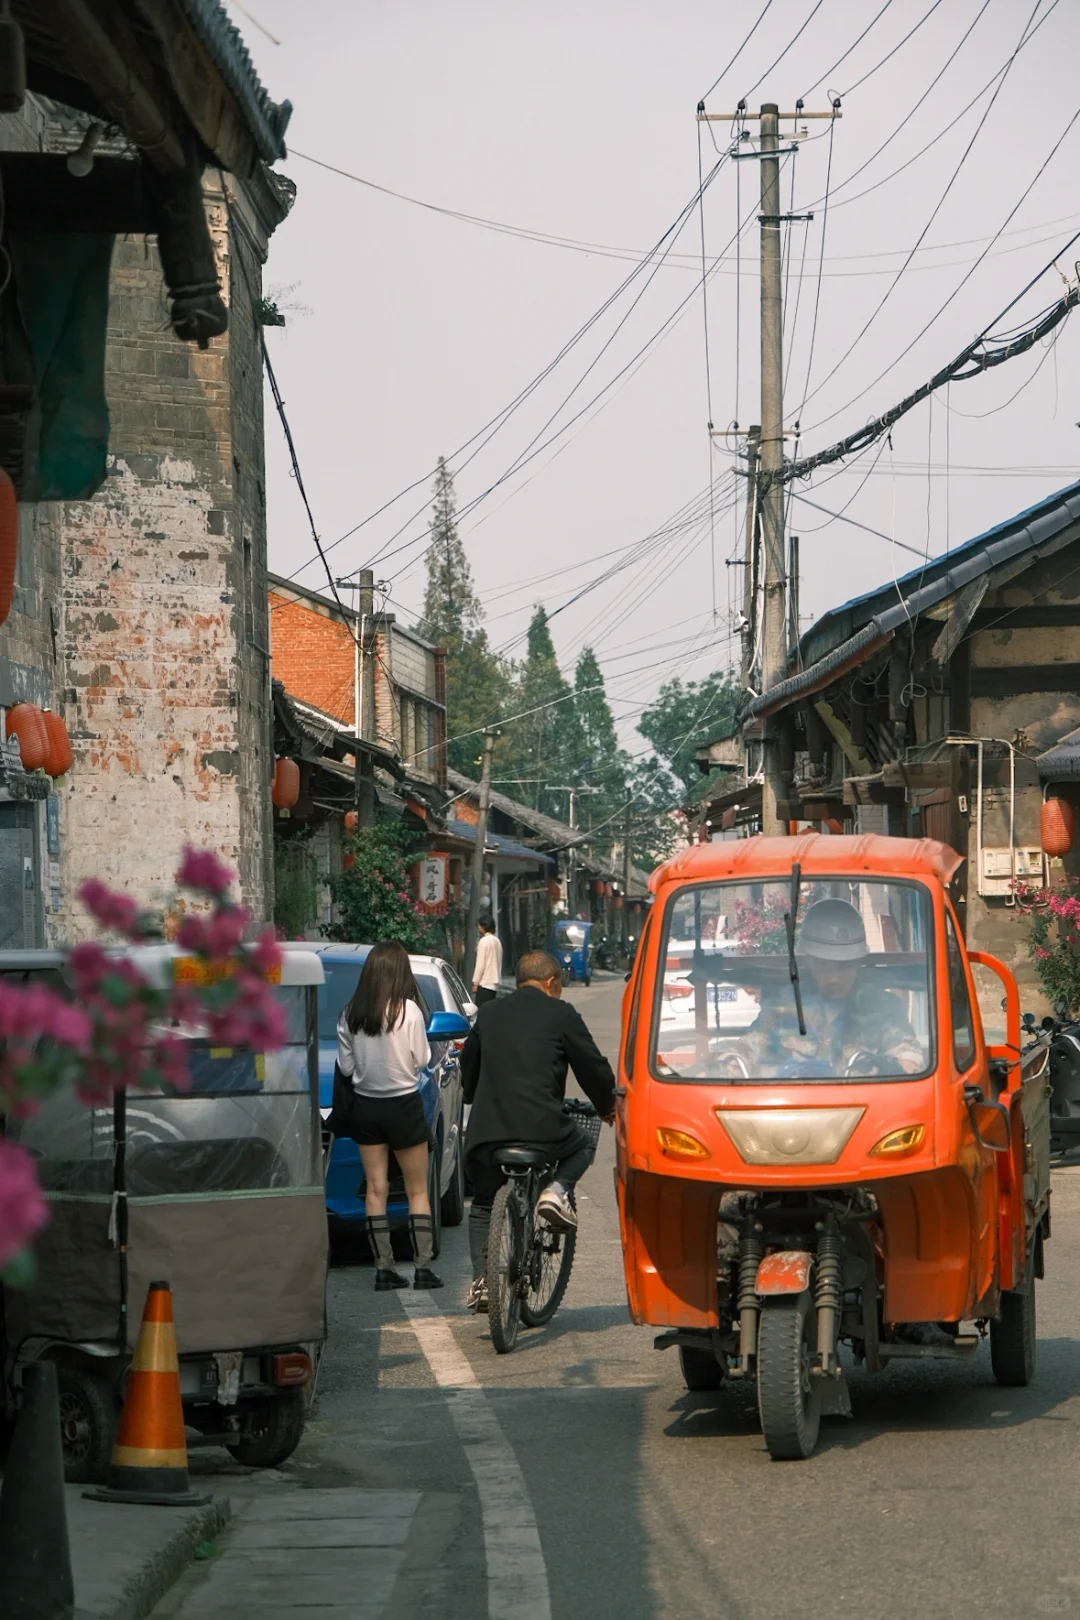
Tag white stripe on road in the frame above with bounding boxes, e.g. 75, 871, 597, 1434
401, 1294, 552, 1620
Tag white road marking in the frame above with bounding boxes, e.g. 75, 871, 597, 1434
401, 1294, 552, 1620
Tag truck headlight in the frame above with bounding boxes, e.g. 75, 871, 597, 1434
716, 1106, 864, 1166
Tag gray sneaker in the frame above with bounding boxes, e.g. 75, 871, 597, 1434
536, 1185, 577, 1232
466, 1276, 489, 1314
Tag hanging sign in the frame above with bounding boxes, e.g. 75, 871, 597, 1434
414, 852, 449, 916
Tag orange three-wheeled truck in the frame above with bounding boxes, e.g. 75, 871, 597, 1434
615, 834, 1051, 1459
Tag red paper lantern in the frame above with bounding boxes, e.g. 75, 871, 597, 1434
342, 851, 355, 871
1041, 797, 1074, 857
5, 703, 47, 771
0, 468, 16, 627
344, 809, 359, 833
547, 880, 561, 901
42, 710, 73, 778
271, 756, 300, 810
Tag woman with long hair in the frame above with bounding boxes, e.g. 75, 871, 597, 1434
337, 941, 442, 1290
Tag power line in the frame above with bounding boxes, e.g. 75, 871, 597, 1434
800, 0, 894, 98
796, 0, 1045, 420
842, 0, 945, 95
698, 0, 775, 105
777, 243, 1080, 486
741, 0, 827, 103
804, 79, 1080, 435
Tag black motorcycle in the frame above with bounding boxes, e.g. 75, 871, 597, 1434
1024, 1011, 1080, 1152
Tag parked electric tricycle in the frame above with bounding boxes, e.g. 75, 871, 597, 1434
616, 834, 1052, 1459
549, 918, 594, 986
0, 945, 327, 1482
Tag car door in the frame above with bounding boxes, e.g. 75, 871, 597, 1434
435, 964, 467, 1168
414, 968, 457, 1193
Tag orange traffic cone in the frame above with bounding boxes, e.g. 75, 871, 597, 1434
84, 1281, 210, 1507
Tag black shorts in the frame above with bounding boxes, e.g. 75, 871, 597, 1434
349, 1090, 430, 1151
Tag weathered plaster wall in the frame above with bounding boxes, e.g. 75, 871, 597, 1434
53, 173, 285, 935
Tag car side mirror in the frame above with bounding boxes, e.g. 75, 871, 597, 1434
967, 1097, 1010, 1153
427, 1010, 471, 1042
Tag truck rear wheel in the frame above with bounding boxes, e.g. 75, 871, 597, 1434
991, 1253, 1037, 1387
226, 1389, 306, 1469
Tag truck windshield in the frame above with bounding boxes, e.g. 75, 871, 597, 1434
651, 876, 934, 1083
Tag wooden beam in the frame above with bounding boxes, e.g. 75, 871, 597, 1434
813, 699, 871, 774
130, 0, 262, 179
931, 575, 990, 666
35, 0, 184, 172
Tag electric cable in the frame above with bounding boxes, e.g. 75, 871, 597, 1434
800, 0, 894, 98
796, 0, 1045, 421
699, 0, 775, 105
842, 0, 945, 95
741, 0, 827, 103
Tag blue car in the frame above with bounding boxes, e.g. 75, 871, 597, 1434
303, 945, 475, 1253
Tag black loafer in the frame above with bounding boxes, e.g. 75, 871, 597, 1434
374, 1268, 409, 1291
413, 1268, 444, 1290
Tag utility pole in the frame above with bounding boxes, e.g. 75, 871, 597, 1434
463, 728, 497, 986
622, 801, 632, 954
758, 104, 787, 836
352, 569, 377, 827
551, 785, 599, 914
698, 102, 838, 835
741, 423, 760, 691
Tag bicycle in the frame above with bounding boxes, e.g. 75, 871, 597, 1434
486, 1100, 602, 1354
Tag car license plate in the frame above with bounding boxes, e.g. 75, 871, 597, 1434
716, 988, 737, 1002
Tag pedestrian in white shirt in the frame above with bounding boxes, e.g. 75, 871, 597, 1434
472, 915, 503, 1006
336, 941, 442, 1291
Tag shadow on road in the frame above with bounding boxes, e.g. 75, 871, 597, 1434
662, 1336, 1080, 1454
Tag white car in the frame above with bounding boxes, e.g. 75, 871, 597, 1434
659, 939, 760, 1043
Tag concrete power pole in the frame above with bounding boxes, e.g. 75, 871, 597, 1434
463, 728, 497, 985
622, 800, 632, 953
758, 104, 787, 836
740, 423, 760, 692
699, 101, 839, 834
353, 569, 377, 827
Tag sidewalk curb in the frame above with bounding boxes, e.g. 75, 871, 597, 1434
78, 1497, 231, 1620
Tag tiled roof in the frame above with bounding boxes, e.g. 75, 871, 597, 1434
177, 0, 291, 163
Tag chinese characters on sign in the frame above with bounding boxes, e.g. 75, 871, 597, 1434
415, 853, 449, 916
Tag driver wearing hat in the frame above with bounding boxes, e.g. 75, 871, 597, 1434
742, 899, 926, 1078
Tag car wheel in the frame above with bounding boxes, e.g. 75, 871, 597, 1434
440, 1112, 467, 1227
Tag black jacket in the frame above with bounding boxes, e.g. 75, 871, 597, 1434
461, 986, 616, 1161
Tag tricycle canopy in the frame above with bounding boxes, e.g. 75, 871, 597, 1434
1, 945, 327, 1358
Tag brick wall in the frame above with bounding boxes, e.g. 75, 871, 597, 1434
268, 590, 355, 727
50, 166, 289, 936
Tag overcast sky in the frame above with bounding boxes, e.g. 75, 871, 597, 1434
239, 0, 1080, 751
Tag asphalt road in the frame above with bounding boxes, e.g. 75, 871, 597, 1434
174, 975, 1080, 1620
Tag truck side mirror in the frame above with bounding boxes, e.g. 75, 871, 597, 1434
967, 1097, 1010, 1153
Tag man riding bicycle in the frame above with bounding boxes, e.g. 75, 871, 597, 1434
460, 949, 616, 1311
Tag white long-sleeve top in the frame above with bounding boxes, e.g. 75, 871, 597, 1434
474, 931, 503, 991
336, 1000, 431, 1097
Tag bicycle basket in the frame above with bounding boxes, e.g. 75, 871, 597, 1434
563, 1098, 602, 1151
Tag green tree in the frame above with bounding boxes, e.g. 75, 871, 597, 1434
506, 607, 579, 816
417, 457, 510, 776
329, 821, 434, 950
570, 646, 628, 848
636, 668, 739, 797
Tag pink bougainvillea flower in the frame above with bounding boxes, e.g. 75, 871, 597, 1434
249, 926, 283, 979
176, 846, 234, 898
78, 878, 141, 939
176, 916, 210, 954
203, 905, 249, 960
0, 1138, 49, 1271
68, 941, 112, 995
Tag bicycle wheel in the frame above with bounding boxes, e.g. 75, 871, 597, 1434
521, 1213, 577, 1327
487, 1182, 523, 1354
